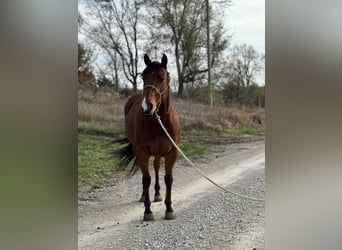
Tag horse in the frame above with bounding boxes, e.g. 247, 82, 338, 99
117, 54, 181, 221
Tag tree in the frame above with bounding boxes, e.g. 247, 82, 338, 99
94, 53, 120, 91
80, 0, 143, 91
144, 0, 230, 97
230, 43, 261, 87
96, 75, 112, 88
78, 43, 96, 89
220, 44, 264, 106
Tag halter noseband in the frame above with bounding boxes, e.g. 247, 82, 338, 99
143, 84, 169, 97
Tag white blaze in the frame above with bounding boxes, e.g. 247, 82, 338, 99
141, 97, 148, 112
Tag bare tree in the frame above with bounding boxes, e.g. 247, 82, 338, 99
94, 51, 120, 91
144, 0, 230, 97
78, 43, 97, 91
230, 43, 261, 87
219, 44, 263, 105
80, 0, 143, 91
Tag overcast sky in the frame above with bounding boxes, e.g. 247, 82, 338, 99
222, 0, 265, 85
225, 0, 265, 56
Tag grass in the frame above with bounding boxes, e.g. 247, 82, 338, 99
225, 126, 265, 136
78, 133, 119, 186
182, 129, 223, 138
78, 120, 124, 137
178, 141, 210, 159
182, 125, 264, 140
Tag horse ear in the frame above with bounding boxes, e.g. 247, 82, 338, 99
161, 54, 168, 68
144, 54, 151, 66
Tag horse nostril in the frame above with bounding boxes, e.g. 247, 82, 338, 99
147, 103, 153, 111
144, 102, 153, 115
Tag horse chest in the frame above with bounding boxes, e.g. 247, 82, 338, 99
145, 134, 172, 156
126, 102, 178, 157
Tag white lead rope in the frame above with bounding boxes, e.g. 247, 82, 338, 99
155, 113, 265, 203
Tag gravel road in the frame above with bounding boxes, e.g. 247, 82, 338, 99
78, 139, 265, 250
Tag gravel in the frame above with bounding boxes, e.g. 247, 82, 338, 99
79, 140, 265, 250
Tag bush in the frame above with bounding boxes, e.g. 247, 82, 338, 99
222, 83, 265, 108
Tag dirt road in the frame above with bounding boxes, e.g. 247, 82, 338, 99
78, 140, 265, 250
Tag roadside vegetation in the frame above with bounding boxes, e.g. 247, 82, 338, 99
78, 90, 264, 190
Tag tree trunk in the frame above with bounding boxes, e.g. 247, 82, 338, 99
133, 76, 137, 92
174, 42, 183, 97
178, 79, 184, 98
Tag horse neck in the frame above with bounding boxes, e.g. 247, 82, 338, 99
158, 91, 170, 120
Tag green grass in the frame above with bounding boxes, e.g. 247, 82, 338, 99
78, 120, 124, 137
78, 132, 210, 186
182, 126, 265, 138
182, 129, 223, 138
78, 120, 264, 188
78, 133, 120, 185
178, 141, 210, 159
225, 126, 265, 136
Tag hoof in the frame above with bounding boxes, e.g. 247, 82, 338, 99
143, 212, 154, 221
164, 211, 175, 220
139, 195, 145, 202
154, 195, 163, 202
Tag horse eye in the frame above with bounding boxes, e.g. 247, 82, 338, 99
160, 77, 165, 83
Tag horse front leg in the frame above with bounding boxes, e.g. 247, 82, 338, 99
164, 150, 177, 220
139, 156, 163, 203
154, 156, 163, 202
139, 159, 154, 221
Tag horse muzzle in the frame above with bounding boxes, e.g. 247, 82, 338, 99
143, 103, 153, 116
141, 97, 155, 116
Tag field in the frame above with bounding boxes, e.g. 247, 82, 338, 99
78, 89, 265, 190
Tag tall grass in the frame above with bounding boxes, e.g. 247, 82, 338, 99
78, 89, 265, 132
78, 90, 125, 128
173, 98, 264, 131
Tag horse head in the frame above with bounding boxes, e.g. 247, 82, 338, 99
141, 54, 169, 116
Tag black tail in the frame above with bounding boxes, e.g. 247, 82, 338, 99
114, 138, 139, 174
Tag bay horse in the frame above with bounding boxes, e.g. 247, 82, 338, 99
117, 54, 181, 221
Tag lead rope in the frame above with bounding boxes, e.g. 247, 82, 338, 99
155, 113, 265, 203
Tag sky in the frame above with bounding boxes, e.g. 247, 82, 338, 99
225, 0, 265, 55
225, 0, 265, 84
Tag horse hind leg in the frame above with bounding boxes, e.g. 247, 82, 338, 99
164, 151, 177, 220
139, 191, 145, 202
153, 156, 163, 202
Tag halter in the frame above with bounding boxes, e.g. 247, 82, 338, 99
143, 84, 170, 114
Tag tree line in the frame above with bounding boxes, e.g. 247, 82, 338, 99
78, 0, 264, 107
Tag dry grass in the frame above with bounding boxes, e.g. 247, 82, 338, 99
174, 98, 265, 131
78, 89, 265, 132
78, 90, 126, 130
